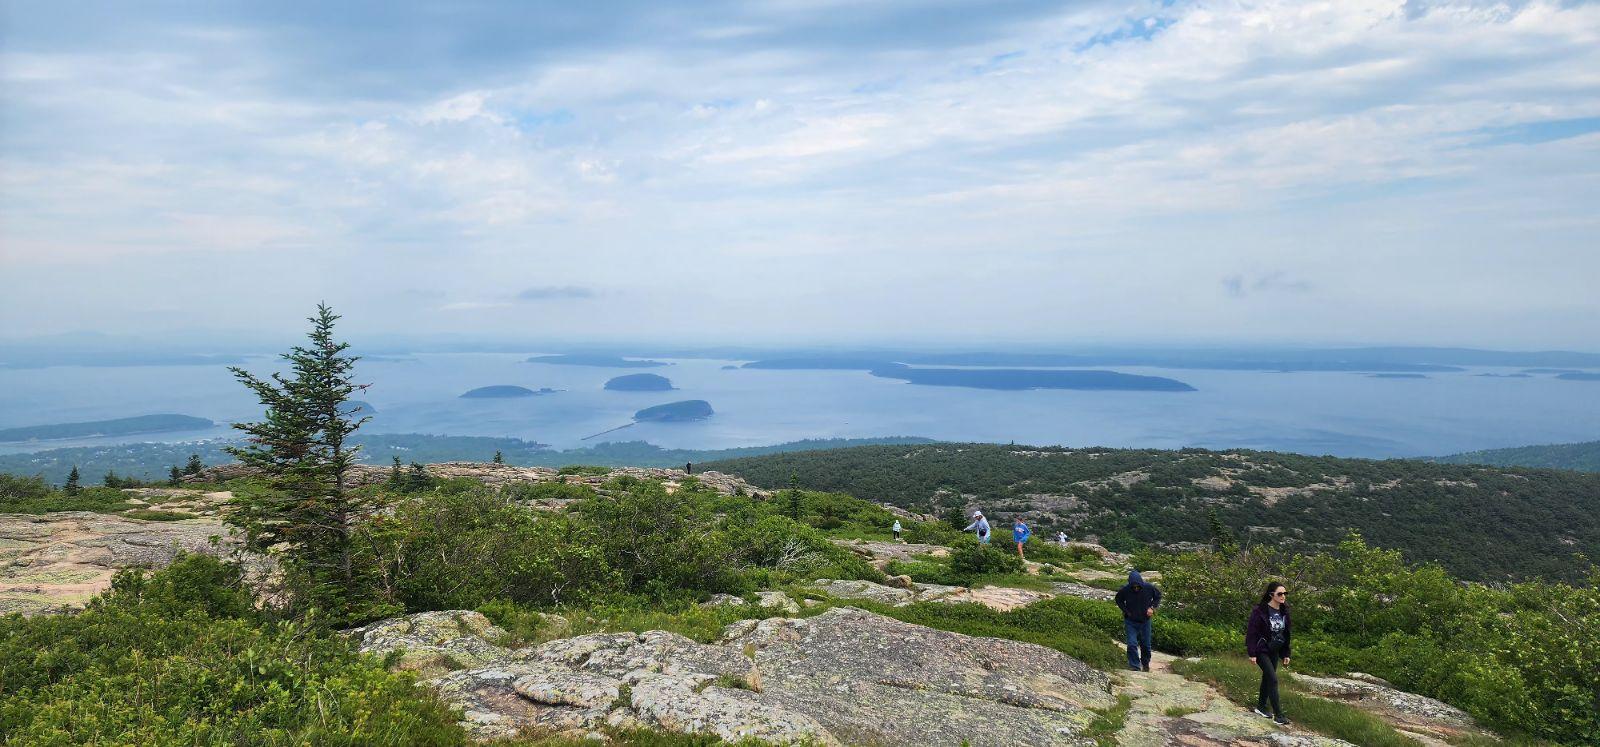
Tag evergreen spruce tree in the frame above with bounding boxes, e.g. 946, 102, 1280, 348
184, 453, 204, 475
1206, 508, 1238, 555
103, 470, 119, 488
169, 465, 183, 486
225, 303, 372, 620
493, 450, 504, 464
64, 466, 81, 495
387, 456, 403, 490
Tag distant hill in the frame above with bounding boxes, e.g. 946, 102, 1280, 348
604, 374, 674, 391
1433, 441, 1600, 473
704, 442, 1600, 583
634, 400, 713, 422
528, 354, 667, 368
0, 414, 214, 443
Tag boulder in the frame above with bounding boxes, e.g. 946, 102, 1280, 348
725, 607, 1113, 746
362, 607, 1115, 745
1293, 672, 1489, 743
347, 610, 512, 678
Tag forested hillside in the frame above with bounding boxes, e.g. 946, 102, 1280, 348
1434, 440, 1600, 472
705, 443, 1600, 583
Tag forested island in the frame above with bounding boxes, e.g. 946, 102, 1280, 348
1435, 440, 1600, 473
0, 414, 214, 443
1368, 373, 1427, 379
869, 364, 1196, 391
458, 385, 554, 398
603, 373, 674, 391
633, 399, 714, 422
526, 354, 667, 368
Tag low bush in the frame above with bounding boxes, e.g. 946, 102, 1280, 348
0, 554, 465, 746
948, 541, 1025, 578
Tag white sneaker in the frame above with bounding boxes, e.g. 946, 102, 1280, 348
1252, 707, 1272, 718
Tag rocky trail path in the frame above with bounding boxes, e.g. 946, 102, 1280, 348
827, 538, 1497, 747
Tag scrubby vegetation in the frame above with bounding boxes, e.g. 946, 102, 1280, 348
0, 555, 466, 746
705, 443, 1600, 582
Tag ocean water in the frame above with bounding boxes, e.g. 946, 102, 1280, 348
1, 353, 1597, 458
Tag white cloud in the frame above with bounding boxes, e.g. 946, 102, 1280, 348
1, 1, 1597, 346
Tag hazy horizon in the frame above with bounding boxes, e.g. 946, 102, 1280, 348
4, 2, 1599, 349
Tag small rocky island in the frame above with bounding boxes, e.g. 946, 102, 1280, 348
459, 386, 556, 399
634, 399, 714, 422
604, 373, 674, 391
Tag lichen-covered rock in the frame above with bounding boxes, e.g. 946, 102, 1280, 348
725, 607, 1114, 747
755, 590, 800, 614
1293, 672, 1488, 744
0, 511, 243, 615
629, 671, 836, 745
347, 610, 512, 678
806, 578, 918, 605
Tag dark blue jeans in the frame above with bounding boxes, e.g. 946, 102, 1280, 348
1124, 618, 1152, 669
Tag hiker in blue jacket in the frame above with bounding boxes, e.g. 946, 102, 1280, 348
963, 511, 991, 544
1012, 519, 1031, 560
1114, 570, 1162, 671
1246, 581, 1292, 725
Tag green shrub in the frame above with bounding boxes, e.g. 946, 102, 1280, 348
122, 508, 198, 521
0, 485, 133, 514
0, 555, 464, 745
504, 480, 600, 503
362, 488, 616, 611
903, 520, 962, 545
948, 541, 1024, 578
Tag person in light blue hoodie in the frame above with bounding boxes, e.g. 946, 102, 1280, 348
963, 511, 991, 544
1012, 519, 1031, 560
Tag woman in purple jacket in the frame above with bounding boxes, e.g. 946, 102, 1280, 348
1245, 581, 1292, 725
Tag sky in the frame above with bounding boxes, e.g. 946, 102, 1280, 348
1, 0, 1598, 350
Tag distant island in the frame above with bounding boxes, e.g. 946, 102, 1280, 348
742, 357, 892, 370
1522, 368, 1587, 375
604, 374, 674, 391
458, 385, 555, 399
1477, 373, 1532, 378
634, 400, 715, 422
1557, 372, 1600, 382
868, 364, 1195, 392
1369, 373, 1428, 379
527, 354, 667, 368
0, 414, 215, 443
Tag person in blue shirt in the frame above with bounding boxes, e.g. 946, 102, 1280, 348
963, 511, 991, 544
1012, 519, 1031, 560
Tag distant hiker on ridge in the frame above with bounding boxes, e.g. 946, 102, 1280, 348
1115, 569, 1162, 672
964, 511, 991, 544
1012, 518, 1031, 560
1247, 581, 1293, 725
1056, 530, 1069, 547
892, 519, 903, 542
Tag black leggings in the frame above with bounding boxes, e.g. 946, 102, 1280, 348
1256, 651, 1282, 716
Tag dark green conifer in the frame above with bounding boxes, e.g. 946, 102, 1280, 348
169, 465, 183, 486
64, 466, 81, 495
225, 303, 372, 621
184, 453, 204, 475
493, 450, 504, 464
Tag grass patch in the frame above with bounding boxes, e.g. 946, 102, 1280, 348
1085, 694, 1133, 746
1163, 705, 1202, 718
0, 486, 134, 514
122, 508, 199, 521
1170, 656, 1422, 747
